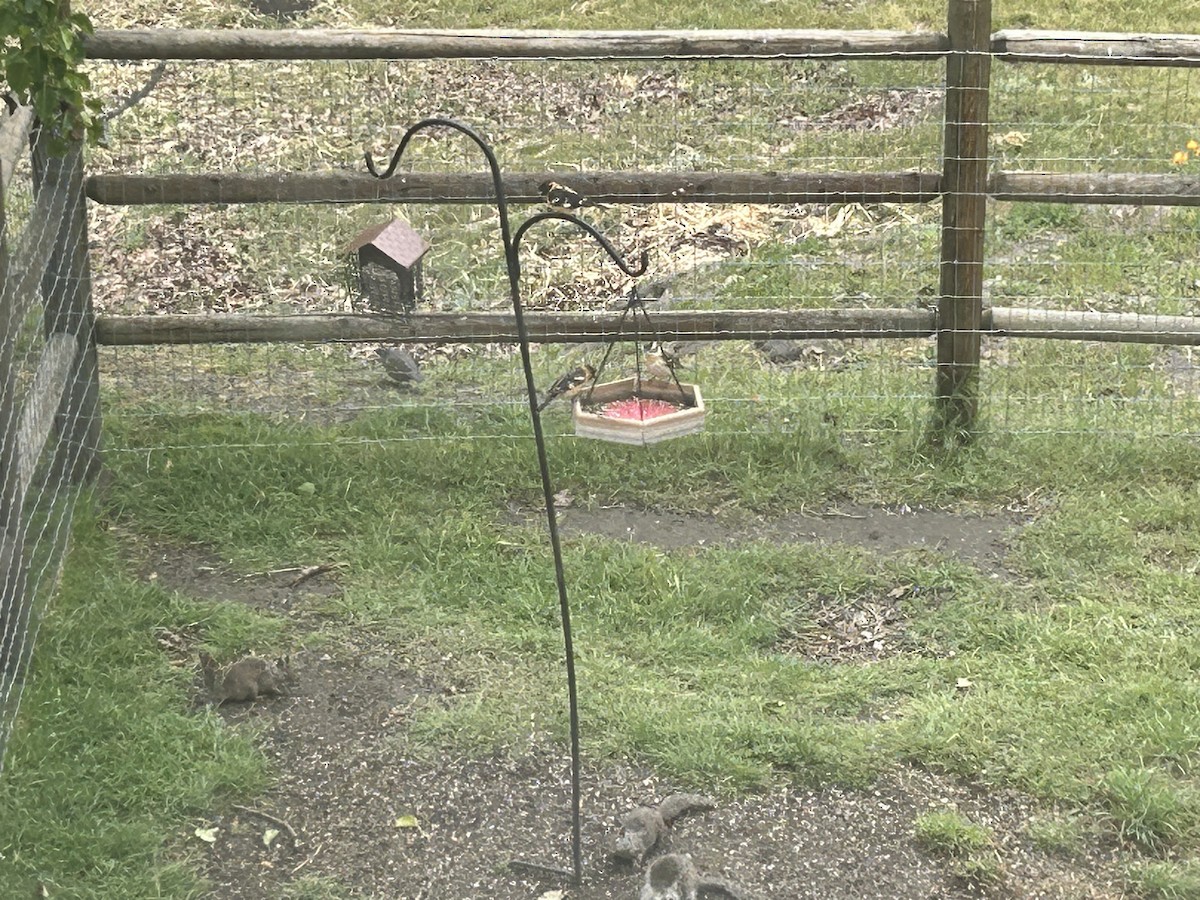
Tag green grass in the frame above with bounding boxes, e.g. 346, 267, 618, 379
17, 350, 1200, 895
1127, 859, 1200, 899
1024, 813, 1090, 855
0, 502, 275, 898
914, 809, 1004, 884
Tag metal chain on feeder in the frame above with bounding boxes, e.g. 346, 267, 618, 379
584, 286, 686, 400
576, 286, 707, 444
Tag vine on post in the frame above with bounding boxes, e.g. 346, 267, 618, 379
0, 0, 101, 150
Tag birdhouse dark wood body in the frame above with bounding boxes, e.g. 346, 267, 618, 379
344, 218, 430, 315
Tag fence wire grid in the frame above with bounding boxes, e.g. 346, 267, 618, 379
81, 49, 1200, 455
0, 135, 99, 771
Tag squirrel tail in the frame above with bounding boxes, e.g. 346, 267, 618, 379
657, 792, 716, 825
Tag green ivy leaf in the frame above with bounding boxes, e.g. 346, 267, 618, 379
3, 2, 100, 151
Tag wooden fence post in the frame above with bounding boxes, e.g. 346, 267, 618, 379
935, 0, 992, 441
33, 133, 102, 485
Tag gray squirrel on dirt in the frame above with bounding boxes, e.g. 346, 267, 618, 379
611, 793, 716, 866
199, 650, 290, 704
640, 853, 747, 900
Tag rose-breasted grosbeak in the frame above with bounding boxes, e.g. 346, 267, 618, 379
539, 180, 608, 211
536, 364, 596, 411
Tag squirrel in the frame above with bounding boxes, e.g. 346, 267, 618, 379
611, 793, 716, 866
640, 853, 747, 900
199, 651, 290, 704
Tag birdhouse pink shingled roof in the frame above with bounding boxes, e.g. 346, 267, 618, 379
344, 218, 430, 268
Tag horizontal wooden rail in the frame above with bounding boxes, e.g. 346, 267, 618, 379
94, 307, 1200, 347
94, 308, 937, 345
82, 26, 1200, 68
0, 106, 35, 197
85, 169, 1200, 208
83, 27, 949, 61
992, 29, 1200, 65
15, 334, 77, 499
987, 307, 1200, 345
990, 172, 1200, 205
84, 170, 945, 206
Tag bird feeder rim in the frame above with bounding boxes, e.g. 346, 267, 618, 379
573, 376, 706, 445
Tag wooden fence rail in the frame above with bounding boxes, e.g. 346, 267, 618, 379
82, 26, 1200, 65
85, 171, 946, 207
91, 307, 1200, 348
94, 308, 939, 346
84, 171, 1200, 209
83, 28, 949, 61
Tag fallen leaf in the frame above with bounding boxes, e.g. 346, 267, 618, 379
538, 891, 568, 900
194, 826, 220, 844
262, 827, 280, 847
956, 677, 974, 691
395, 815, 420, 828
887, 584, 914, 599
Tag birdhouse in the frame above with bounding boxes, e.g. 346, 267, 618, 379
344, 218, 430, 315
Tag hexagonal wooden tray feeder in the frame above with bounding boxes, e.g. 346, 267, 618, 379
573, 376, 705, 445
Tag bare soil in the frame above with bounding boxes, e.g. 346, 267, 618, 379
139, 504, 1124, 899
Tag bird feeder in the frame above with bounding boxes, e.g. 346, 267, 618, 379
573, 376, 705, 445
569, 284, 706, 445
344, 218, 430, 315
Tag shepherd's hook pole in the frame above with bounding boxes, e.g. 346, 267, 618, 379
366, 121, 643, 885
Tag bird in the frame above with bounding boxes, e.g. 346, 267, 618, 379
536, 364, 595, 412
539, 180, 608, 211
374, 346, 424, 389
642, 344, 677, 383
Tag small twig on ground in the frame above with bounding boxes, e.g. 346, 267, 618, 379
234, 562, 344, 585
232, 804, 300, 847
290, 842, 324, 875
236, 566, 305, 582
289, 562, 343, 588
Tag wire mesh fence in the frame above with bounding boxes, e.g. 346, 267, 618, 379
986, 60, 1200, 435
85, 52, 948, 456
0, 132, 100, 772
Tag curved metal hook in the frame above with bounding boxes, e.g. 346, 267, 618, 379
364, 116, 502, 182
512, 211, 649, 279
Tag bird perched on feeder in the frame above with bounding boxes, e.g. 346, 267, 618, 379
375, 346, 424, 389
536, 364, 596, 412
643, 344, 678, 384
539, 180, 608, 211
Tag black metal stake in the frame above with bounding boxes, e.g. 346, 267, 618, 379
366, 120, 647, 885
